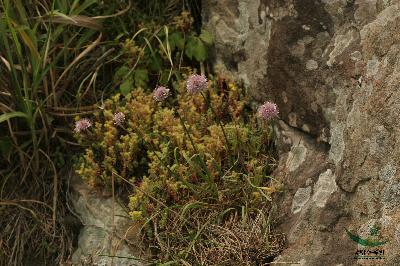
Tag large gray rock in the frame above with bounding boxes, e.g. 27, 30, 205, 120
70, 176, 144, 266
204, 0, 400, 265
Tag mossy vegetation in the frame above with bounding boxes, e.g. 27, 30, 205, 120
75, 75, 284, 264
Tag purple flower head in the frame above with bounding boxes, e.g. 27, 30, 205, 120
153, 86, 170, 102
257, 101, 279, 121
113, 112, 125, 126
74, 118, 92, 133
186, 74, 208, 94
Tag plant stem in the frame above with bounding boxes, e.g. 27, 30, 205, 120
200, 92, 231, 155
176, 110, 199, 154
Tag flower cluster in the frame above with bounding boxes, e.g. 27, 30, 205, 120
153, 86, 170, 102
186, 74, 208, 94
74, 118, 92, 133
257, 101, 279, 121
113, 112, 126, 126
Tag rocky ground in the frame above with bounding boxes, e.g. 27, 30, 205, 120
203, 0, 400, 265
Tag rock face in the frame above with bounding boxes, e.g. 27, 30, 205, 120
70, 176, 143, 266
204, 0, 400, 265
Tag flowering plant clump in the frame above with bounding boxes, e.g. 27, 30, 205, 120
153, 86, 170, 102
113, 112, 126, 126
74, 118, 92, 133
258, 101, 279, 121
186, 74, 208, 94
74, 74, 282, 264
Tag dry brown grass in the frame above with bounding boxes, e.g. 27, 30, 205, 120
141, 204, 285, 265
0, 168, 77, 265
193, 211, 285, 265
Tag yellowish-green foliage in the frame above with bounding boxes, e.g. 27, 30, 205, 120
75, 76, 279, 262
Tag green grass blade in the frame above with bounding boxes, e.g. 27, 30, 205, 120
0, 111, 29, 123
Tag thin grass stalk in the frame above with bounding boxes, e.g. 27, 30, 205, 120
175, 110, 218, 191
200, 91, 231, 155
1, 0, 41, 175
175, 111, 198, 154
38, 149, 58, 235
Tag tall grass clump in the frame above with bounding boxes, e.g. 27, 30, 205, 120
75, 74, 284, 264
0, 0, 109, 263
0, 0, 202, 264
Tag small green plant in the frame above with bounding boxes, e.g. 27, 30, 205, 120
113, 11, 214, 95
75, 73, 283, 264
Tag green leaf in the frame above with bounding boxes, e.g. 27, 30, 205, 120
217, 208, 236, 223
113, 66, 129, 83
0, 111, 29, 124
192, 38, 207, 62
180, 202, 204, 219
186, 36, 208, 62
199, 30, 213, 45
15, 26, 40, 60
149, 53, 162, 72
134, 69, 149, 89
120, 78, 133, 96
185, 36, 196, 60
169, 32, 185, 51
70, 0, 98, 15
